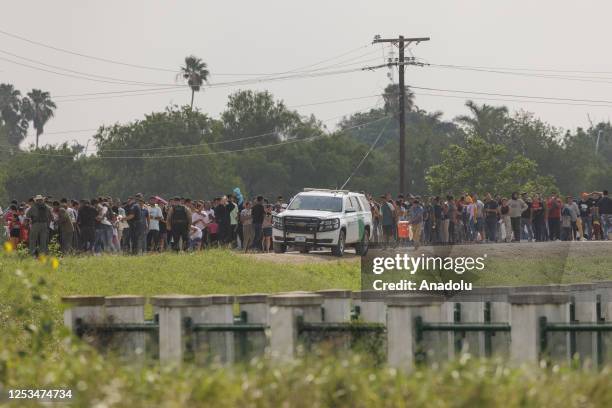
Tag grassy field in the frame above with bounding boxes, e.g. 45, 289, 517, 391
1, 245, 611, 304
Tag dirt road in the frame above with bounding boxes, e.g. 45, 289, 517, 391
244, 240, 612, 264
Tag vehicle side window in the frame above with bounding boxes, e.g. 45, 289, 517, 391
345, 197, 354, 212
350, 197, 363, 212
359, 197, 369, 212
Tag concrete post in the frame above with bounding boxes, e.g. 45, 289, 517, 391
237, 294, 269, 359
595, 281, 612, 321
104, 295, 146, 358
268, 293, 323, 360
569, 283, 598, 364
61, 295, 105, 334
446, 287, 514, 358
237, 293, 269, 324
316, 289, 352, 322
386, 294, 446, 371
509, 292, 570, 364
199, 295, 235, 364
353, 291, 387, 323
151, 295, 210, 365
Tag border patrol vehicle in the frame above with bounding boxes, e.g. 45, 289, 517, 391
272, 189, 373, 256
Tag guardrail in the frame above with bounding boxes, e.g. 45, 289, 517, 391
61, 281, 612, 370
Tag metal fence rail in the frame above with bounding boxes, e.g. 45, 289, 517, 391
182, 312, 268, 362
539, 316, 612, 366
415, 315, 511, 360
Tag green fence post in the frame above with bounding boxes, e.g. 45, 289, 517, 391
539, 316, 548, 359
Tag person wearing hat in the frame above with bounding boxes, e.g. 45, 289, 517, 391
26, 194, 52, 256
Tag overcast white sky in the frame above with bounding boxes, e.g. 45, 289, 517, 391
3, 0, 612, 147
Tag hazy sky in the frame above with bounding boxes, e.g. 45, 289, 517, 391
3, 0, 612, 148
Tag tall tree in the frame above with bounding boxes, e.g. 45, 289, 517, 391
0, 83, 29, 147
23, 89, 56, 149
382, 83, 414, 115
179, 55, 209, 109
455, 100, 509, 144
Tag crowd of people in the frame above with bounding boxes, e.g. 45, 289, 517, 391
2, 190, 283, 257
369, 190, 612, 247
3, 188, 611, 257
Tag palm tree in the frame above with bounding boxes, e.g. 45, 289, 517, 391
23, 89, 56, 149
178, 55, 209, 109
383, 83, 414, 115
455, 100, 509, 143
0, 83, 29, 146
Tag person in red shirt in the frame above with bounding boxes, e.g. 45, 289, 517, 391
5, 205, 21, 249
546, 192, 562, 241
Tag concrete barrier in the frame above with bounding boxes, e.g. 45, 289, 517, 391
386, 294, 446, 371
62, 295, 105, 333
316, 289, 352, 323
509, 292, 570, 363
104, 295, 147, 358
268, 293, 323, 360
150, 295, 209, 365
352, 291, 386, 323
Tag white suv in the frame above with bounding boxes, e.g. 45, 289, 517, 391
272, 189, 373, 256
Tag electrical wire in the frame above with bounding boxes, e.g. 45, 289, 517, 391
38, 92, 384, 139
0, 27, 374, 78
413, 91, 612, 108
429, 63, 612, 85
407, 85, 612, 105
5, 115, 391, 159
340, 117, 391, 189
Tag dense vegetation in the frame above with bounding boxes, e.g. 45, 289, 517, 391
1, 83, 611, 202
1, 250, 612, 407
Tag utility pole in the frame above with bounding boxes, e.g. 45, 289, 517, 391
372, 35, 429, 195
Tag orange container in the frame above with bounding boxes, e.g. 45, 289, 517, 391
397, 221, 410, 239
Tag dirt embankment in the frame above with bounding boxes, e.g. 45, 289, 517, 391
244, 241, 612, 264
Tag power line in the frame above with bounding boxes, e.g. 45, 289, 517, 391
340, 119, 391, 189
6, 115, 391, 159
0, 28, 178, 73
1, 52, 375, 92
428, 63, 612, 85
430, 63, 612, 76
38, 92, 384, 139
413, 91, 612, 108
408, 85, 612, 105
61, 99, 386, 153
0, 27, 376, 78
0, 49, 173, 86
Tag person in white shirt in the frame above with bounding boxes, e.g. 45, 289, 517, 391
147, 197, 163, 252
189, 225, 202, 250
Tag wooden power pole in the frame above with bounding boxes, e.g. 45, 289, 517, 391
372, 35, 429, 195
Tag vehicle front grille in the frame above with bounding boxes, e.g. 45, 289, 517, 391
283, 217, 320, 233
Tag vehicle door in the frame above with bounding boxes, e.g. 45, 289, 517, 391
344, 196, 359, 243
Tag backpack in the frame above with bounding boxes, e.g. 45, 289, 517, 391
172, 205, 188, 225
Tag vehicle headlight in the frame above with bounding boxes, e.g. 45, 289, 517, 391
318, 218, 340, 232
272, 215, 284, 229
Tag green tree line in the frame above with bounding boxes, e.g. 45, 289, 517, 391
1, 82, 611, 203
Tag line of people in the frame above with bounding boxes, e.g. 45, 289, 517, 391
3, 192, 285, 256
369, 190, 612, 247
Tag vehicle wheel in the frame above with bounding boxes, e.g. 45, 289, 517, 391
299, 247, 309, 254
355, 228, 369, 256
332, 230, 346, 257
273, 242, 287, 253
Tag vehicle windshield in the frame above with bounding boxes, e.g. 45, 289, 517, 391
287, 195, 343, 212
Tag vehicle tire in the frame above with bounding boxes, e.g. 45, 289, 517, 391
331, 230, 346, 257
273, 242, 287, 253
355, 228, 369, 256
299, 246, 310, 254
